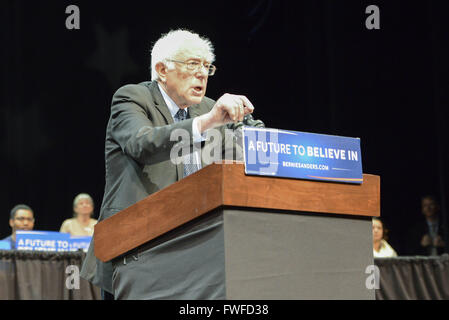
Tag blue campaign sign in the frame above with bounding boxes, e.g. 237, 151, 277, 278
15, 231, 93, 252
69, 236, 92, 252
0, 241, 11, 250
243, 127, 363, 184
15, 230, 72, 252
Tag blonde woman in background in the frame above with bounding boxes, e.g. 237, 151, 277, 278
373, 217, 397, 258
60, 193, 97, 236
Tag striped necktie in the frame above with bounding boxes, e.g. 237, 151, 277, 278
174, 108, 199, 177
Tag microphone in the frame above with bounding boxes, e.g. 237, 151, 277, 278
229, 114, 265, 130
243, 114, 265, 128
224, 114, 265, 161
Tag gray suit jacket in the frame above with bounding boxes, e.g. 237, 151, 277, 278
80, 81, 220, 293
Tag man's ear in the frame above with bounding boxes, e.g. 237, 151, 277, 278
9, 218, 14, 229
155, 62, 168, 82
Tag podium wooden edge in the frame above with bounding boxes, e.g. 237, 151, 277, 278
94, 162, 380, 262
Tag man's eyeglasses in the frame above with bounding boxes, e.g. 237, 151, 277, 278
166, 59, 216, 76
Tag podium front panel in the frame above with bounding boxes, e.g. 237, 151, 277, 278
223, 208, 374, 300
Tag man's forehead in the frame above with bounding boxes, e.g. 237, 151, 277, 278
422, 198, 436, 204
176, 46, 212, 61
15, 209, 33, 217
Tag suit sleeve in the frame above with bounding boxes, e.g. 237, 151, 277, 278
110, 84, 195, 165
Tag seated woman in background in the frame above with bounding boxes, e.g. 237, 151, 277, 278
373, 217, 397, 258
60, 193, 97, 237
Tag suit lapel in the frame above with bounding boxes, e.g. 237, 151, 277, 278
145, 81, 175, 125
187, 104, 202, 119
141, 81, 184, 179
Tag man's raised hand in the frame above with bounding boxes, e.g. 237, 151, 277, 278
197, 93, 254, 133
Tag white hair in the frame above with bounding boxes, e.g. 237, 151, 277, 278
73, 193, 94, 208
150, 29, 215, 81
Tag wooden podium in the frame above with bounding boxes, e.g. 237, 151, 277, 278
94, 162, 380, 299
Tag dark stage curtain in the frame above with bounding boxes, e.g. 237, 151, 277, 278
375, 255, 449, 300
0, 250, 101, 300
1, 250, 448, 300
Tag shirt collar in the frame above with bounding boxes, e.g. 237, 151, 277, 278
157, 82, 188, 119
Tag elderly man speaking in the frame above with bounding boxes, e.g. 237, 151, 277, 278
81, 29, 255, 300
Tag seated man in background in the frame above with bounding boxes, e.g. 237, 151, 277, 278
60, 193, 97, 237
372, 217, 397, 258
2, 204, 35, 249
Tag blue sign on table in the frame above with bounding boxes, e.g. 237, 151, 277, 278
16, 231, 71, 252
15, 230, 92, 252
69, 236, 92, 252
243, 127, 363, 184
0, 241, 11, 250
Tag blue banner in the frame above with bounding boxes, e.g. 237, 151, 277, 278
16, 231, 71, 252
69, 236, 92, 252
0, 241, 11, 250
243, 127, 363, 184
15, 231, 92, 252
